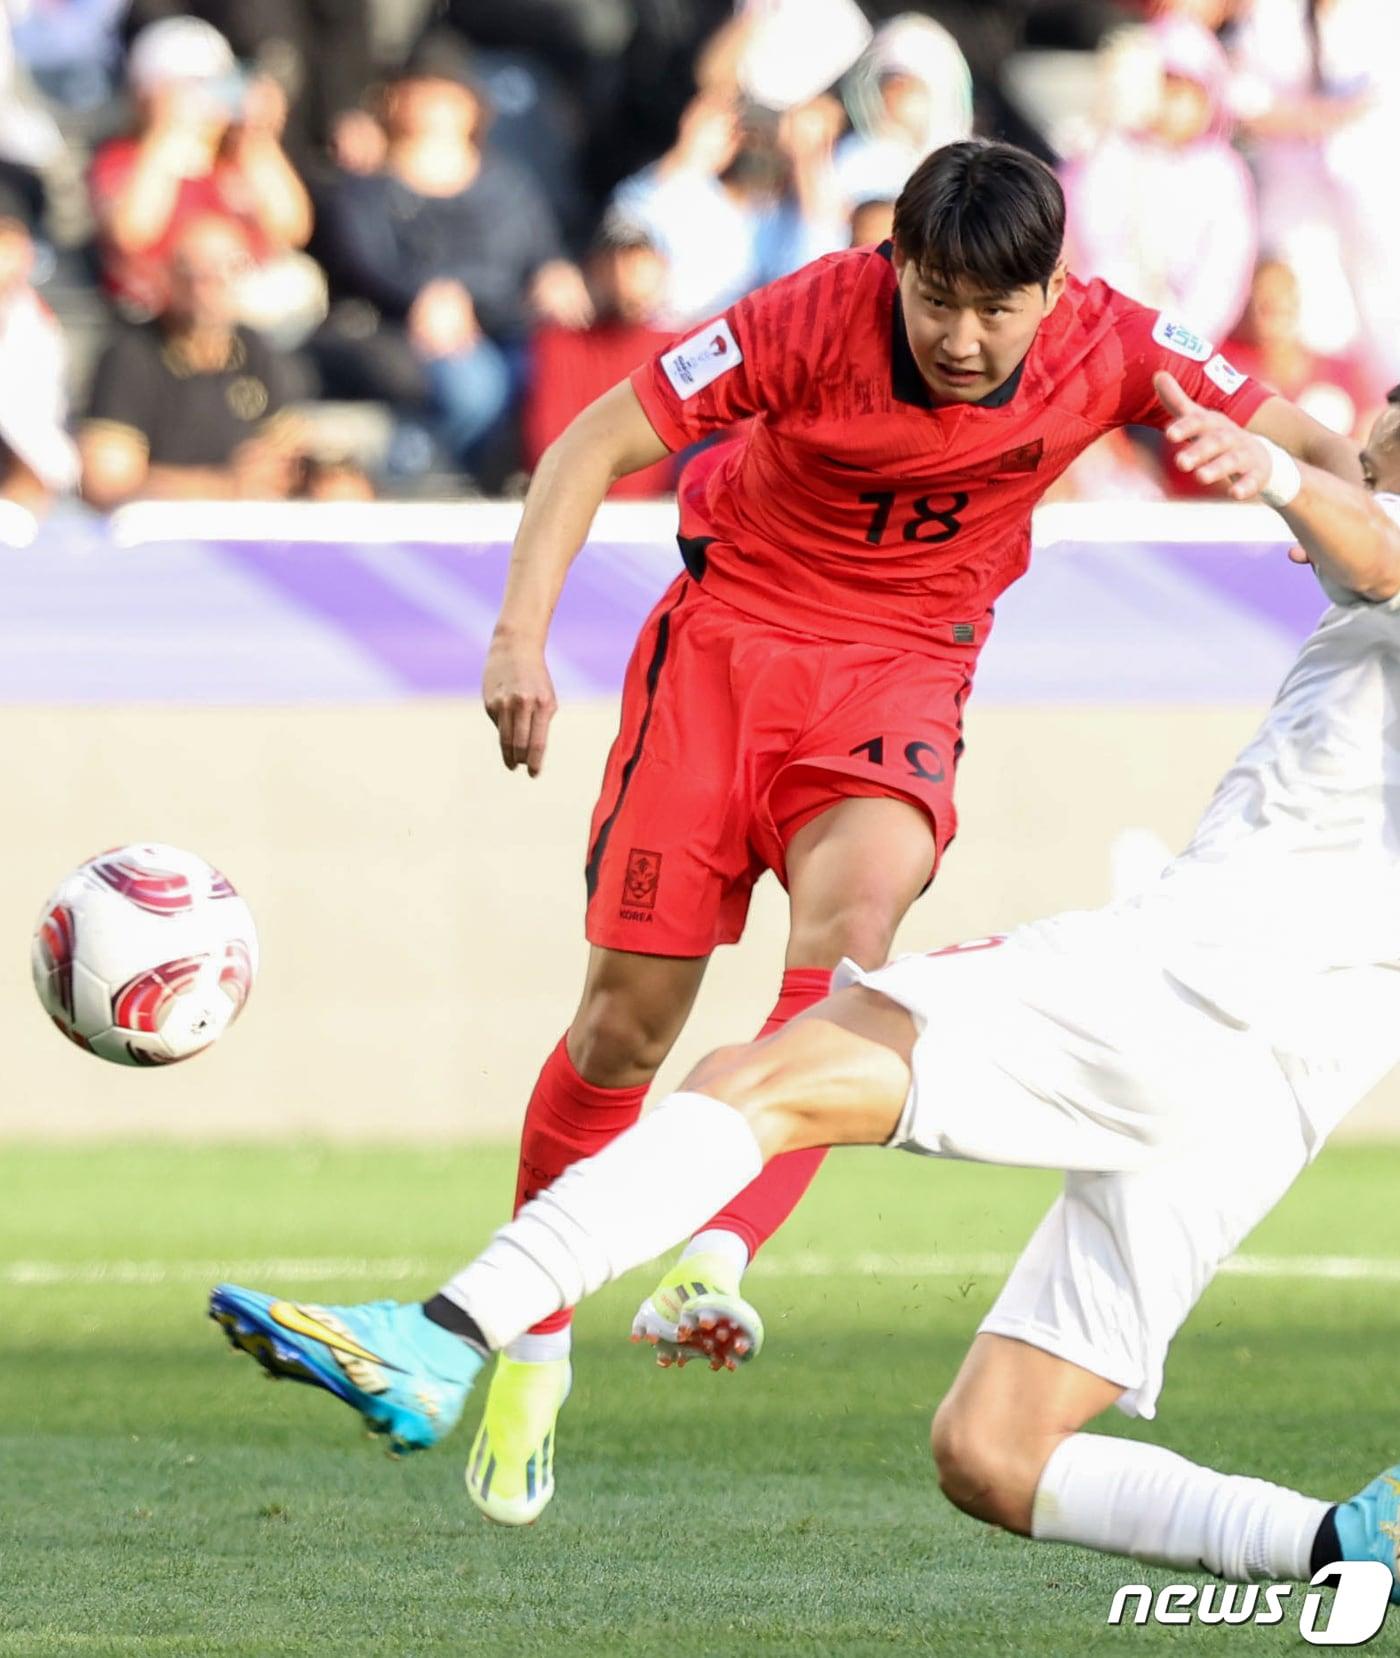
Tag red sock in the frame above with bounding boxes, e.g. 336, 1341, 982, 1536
514, 1034, 649, 1334
698, 967, 833, 1262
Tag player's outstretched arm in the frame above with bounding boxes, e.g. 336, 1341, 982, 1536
1280, 472, 1400, 602
484, 382, 670, 776
1155, 371, 1400, 602
1246, 390, 1364, 486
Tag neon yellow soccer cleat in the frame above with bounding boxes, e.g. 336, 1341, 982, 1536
630, 1250, 765, 1372
465, 1355, 570, 1525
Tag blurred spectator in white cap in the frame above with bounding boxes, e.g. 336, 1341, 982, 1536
310, 30, 589, 480
123, 0, 377, 179
835, 15, 973, 214
610, 88, 848, 327
523, 216, 676, 500
80, 212, 304, 509
1062, 16, 1256, 342
0, 210, 78, 517
89, 16, 320, 342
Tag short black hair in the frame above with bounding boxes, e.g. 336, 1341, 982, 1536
1387, 384, 1400, 406
591, 209, 659, 258
892, 140, 1065, 294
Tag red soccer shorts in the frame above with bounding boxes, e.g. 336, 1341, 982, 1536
584, 575, 974, 957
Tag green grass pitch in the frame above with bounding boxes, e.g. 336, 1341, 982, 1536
3, 1141, 1398, 1656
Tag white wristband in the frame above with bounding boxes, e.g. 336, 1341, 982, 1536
1257, 436, 1303, 509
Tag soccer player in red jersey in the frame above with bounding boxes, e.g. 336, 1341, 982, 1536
464, 138, 1359, 1524
206, 140, 1363, 1524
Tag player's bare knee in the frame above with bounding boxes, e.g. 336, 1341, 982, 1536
930, 1400, 1032, 1532
789, 894, 902, 971
684, 1038, 815, 1156
569, 991, 673, 1088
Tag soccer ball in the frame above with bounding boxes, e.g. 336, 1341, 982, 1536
31, 843, 258, 1066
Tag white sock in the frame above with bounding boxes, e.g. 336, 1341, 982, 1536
440, 1092, 764, 1351
683, 1228, 750, 1276
504, 1330, 572, 1364
1032, 1434, 1329, 1582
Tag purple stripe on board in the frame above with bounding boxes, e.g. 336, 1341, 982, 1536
409, 540, 678, 686
1151, 540, 1326, 640
218, 541, 472, 693
404, 541, 509, 607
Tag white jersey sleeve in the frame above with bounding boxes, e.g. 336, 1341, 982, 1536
1313, 491, 1400, 610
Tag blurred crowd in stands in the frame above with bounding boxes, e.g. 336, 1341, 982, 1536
0, 0, 1396, 513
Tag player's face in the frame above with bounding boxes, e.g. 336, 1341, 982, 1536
893, 253, 1066, 403
1360, 406, 1400, 494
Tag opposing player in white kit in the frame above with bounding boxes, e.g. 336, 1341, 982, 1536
212, 372, 1400, 1598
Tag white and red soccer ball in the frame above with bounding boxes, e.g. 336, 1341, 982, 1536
31, 843, 258, 1066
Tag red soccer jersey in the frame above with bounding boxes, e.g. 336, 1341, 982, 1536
631, 244, 1272, 658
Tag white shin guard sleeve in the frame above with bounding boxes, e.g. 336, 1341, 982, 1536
441, 1092, 764, 1351
1032, 1434, 1329, 1582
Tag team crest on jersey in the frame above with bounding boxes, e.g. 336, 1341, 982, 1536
1204, 353, 1246, 396
996, 439, 1044, 474
661, 320, 742, 399
1152, 314, 1213, 362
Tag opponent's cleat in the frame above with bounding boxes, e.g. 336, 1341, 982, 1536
1333, 1464, 1400, 1603
209, 1284, 481, 1452
465, 1355, 570, 1525
630, 1250, 763, 1371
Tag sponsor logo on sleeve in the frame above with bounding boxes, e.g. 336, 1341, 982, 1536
1204, 353, 1247, 396
1151, 314, 1214, 362
660, 319, 742, 399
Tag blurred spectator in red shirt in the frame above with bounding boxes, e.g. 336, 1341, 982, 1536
524, 219, 676, 499
89, 16, 318, 339
1223, 258, 1378, 439
1159, 254, 1377, 500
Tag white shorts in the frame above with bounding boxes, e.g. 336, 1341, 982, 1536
835, 908, 1323, 1418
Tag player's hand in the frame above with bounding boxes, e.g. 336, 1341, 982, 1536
230, 435, 298, 499
778, 95, 843, 166
529, 259, 594, 330
670, 92, 740, 177
237, 76, 290, 139
483, 633, 557, 776
1155, 371, 1273, 501
408, 280, 479, 358
330, 108, 387, 175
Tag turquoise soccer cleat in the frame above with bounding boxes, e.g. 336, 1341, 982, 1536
209, 1283, 482, 1453
1333, 1464, 1400, 1603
